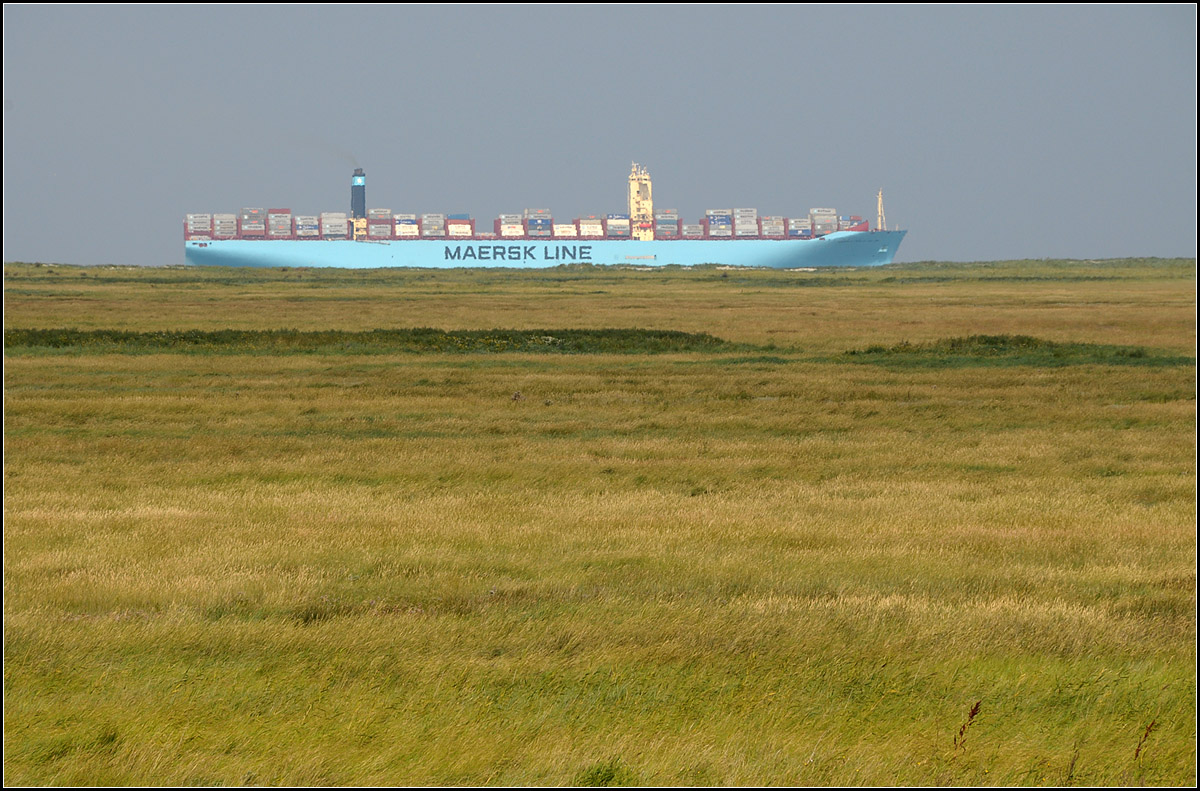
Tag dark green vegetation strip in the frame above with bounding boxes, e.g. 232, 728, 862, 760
3, 327, 742, 356
842, 334, 1194, 369
6, 329, 1194, 369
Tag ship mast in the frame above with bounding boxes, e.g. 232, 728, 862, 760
629, 162, 654, 241
877, 189, 887, 232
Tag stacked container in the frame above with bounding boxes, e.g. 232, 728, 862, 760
240, 208, 267, 238
787, 217, 813, 238
421, 213, 446, 237
654, 208, 680, 238
294, 215, 320, 238
447, 214, 474, 238
760, 215, 786, 238
497, 214, 525, 238
734, 208, 759, 238
705, 209, 733, 238
525, 208, 552, 238
320, 212, 350, 239
394, 214, 419, 238
553, 221, 578, 238
839, 215, 868, 232
268, 209, 293, 239
681, 223, 705, 238
367, 208, 393, 239
605, 214, 630, 238
185, 214, 213, 240
578, 215, 605, 238
213, 214, 238, 238
809, 208, 838, 237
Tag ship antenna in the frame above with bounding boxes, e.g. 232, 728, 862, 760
877, 189, 887, 232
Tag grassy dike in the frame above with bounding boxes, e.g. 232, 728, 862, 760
3, 259, 1195, 785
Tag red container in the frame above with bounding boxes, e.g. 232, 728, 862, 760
184, 216, 214, 240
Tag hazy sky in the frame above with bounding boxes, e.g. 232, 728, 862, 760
3, 4, 1196, 266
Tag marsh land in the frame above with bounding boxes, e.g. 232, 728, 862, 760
3, 258, 1195, 785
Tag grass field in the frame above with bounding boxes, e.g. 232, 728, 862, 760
3, 258, 1195, 786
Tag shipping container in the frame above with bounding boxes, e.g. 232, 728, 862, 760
320, 216, 349, 238
213, 214, 238, 236
239, 219, 266, 238
578, 220, 605, 238
184, 213, 213, 239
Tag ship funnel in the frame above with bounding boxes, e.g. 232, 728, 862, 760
351, 168, 366, 219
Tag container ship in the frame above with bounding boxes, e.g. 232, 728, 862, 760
184, 164, 906, 269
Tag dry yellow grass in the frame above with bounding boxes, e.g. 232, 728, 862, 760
3, 259, 1195, 785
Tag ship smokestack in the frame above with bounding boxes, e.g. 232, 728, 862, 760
351, 168, 366, 219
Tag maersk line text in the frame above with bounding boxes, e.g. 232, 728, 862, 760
443, 244, 593, 262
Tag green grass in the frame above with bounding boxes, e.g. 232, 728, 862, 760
3, 258, 1195, 786
4, 327, 742, 356
842, 334, 1194, 369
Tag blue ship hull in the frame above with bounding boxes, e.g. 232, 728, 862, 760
185, 230, 906, 270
